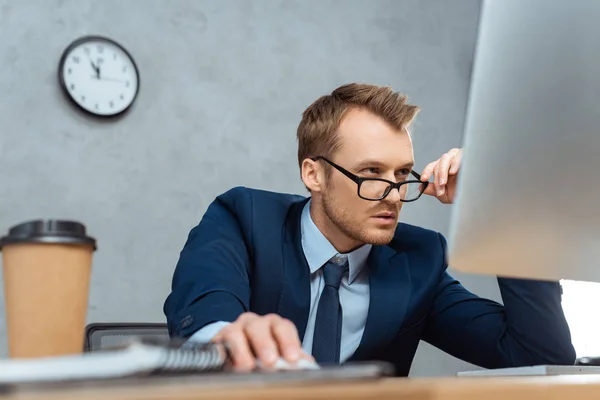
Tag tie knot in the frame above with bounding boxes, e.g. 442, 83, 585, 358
323, 259, 348, 289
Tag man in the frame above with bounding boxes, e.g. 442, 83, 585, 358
163, 83, 575, 376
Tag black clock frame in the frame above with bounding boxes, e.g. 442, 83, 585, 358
58, 35, 140, 119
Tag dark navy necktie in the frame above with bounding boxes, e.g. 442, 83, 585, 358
311, 257, 348, 364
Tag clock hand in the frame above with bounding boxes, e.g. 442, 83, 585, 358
95, 58, 103, 78
89, 62, 100, 79
87, 53, 100, 78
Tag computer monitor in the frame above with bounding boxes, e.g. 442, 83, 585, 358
447, 0, 600, 283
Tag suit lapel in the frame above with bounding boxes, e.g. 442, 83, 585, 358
276, 199, 312, 341
350, 245, 412, 361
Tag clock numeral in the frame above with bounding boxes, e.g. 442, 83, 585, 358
122, 66, 127, 73
109, 101, 114, 108
81, 96, 86, 102
97, 45, 104, 53
84, 47, 90, 54
72, 56, 80, 63
95, 104, 99, 110
67, 68, 72, 74
120, 94, 125, 100
113, 53, 117, 60
70, 84, 75, 90
125, 81, 130, 88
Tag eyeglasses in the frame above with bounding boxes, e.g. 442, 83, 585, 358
311, 156, 428, 202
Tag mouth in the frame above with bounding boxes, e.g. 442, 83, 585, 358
372, 211, 398, 225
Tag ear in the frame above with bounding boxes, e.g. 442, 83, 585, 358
301, 158, 324, 193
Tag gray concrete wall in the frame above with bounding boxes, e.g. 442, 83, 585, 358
0, 0, 484, 376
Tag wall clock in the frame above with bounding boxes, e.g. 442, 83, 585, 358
58, 36, 140, 118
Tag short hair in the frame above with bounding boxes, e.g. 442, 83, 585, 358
297, 83, 420, 170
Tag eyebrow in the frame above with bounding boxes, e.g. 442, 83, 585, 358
354, 159, 415, 171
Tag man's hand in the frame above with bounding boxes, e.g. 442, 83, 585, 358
212, 312, 313, 371
420, 148, 463, 204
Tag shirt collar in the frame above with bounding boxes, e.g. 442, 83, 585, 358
300, 199, 372, 284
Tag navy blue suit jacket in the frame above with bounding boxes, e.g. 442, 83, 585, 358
164, 187, 575, 376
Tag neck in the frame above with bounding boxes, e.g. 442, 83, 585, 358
309, 200, 363, 254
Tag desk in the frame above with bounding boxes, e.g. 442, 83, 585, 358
4, 374, 600, 400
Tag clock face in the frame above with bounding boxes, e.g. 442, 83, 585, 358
59, 36, 140, 117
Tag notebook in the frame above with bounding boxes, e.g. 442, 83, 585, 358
0, 338, 228, 384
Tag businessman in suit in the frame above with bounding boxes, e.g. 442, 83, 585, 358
164, 83, 575, 375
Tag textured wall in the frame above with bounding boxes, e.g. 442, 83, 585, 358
0, 0, 483, 376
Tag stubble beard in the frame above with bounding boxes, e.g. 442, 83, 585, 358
322, 189, 396, 247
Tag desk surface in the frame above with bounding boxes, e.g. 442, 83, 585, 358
4, 374, 600, 400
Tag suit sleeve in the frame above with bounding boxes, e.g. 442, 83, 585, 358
421, 233, 576, 368
163, 189, 252, 338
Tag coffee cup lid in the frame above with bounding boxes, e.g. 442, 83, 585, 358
0, 220, 96, 250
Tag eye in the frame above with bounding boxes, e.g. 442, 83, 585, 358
361, 167, 380, 175
396, 168, 411, 177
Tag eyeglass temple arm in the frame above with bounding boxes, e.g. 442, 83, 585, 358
311, 156, 361, 183
411, 170, 423, 180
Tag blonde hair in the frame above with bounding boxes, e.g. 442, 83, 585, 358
297, 83, 420, 169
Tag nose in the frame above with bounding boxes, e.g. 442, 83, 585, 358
384, 186, 402, 204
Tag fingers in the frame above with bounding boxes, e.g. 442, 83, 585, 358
420, 148, 462, 198
216, 312, 306, 372
217, 317, 258, 372
420, 161, 437, 182
434, 152, 452, 196
422, 181, 437, 197
271, 317, 304, 362
245, 314, 284, 368
449, 150, 462, 174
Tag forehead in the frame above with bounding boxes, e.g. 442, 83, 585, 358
334, 108, 414, 166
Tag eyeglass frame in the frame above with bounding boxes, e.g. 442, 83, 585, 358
310, 156, 429, 202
